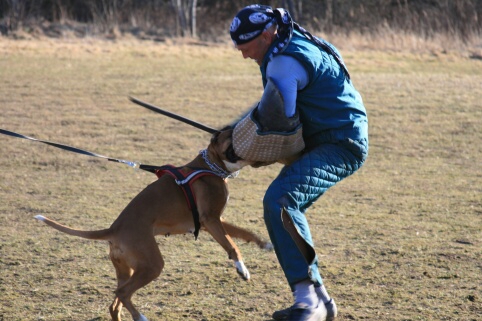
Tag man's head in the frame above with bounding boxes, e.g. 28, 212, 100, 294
230, 5, 277, 65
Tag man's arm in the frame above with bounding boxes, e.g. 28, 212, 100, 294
266, 55, 309, 117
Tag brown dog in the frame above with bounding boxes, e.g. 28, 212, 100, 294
34, 128, 270, 321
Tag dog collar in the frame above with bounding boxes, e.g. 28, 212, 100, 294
200, 149, 239, 179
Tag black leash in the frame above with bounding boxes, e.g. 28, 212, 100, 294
129, 96, 220, 134
0, 128, 165, 173
1, 97, 221, 170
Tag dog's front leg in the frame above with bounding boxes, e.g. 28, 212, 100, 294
203, 219, 250, 280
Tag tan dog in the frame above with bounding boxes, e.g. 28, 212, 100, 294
35, 128, 270, 321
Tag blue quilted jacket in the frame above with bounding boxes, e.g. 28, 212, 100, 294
260, 30, 368, 150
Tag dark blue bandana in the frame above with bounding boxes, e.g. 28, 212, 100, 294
230, 5, 275, 45
267, 8, 294, 59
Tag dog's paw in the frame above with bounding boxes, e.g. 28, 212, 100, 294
34, 215, 46, 221
235, 261, 250, 281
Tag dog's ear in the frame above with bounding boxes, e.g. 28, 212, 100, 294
220, 125, 234, 131
211, 131, 221, 144
211, 126, 234, 144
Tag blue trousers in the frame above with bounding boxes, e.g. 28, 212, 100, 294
263, 138, 368, 290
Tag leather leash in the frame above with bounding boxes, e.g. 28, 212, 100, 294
0, 128, 164, 173
129, 96, 220, 134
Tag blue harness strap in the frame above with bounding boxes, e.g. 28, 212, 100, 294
154, 165, 218, 240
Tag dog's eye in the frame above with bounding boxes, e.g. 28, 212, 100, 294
225, 144, 242, 162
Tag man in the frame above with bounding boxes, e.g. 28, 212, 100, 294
230, 5, 369, 321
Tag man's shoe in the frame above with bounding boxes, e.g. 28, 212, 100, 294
276, 303, 327, 321
272, 306, 292, 320
272, 299, 337, 321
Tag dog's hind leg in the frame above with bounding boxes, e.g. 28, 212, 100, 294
221, 220, 273, 250
109, 297, 123, 321
109, 245, 133, 321
113, 237, 164, 321
203, 219, 250, 280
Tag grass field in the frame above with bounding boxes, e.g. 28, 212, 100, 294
0, 38, 481, 321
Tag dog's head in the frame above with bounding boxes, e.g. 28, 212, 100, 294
209, 126, 253, 173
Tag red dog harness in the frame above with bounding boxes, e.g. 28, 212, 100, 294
155, 165, 220, 239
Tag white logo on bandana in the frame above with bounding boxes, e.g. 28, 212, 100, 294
249, 12, 270, 24
230, 17, 241, 32
239, 30, 262, 41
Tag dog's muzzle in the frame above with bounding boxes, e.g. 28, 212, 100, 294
225, 143, 242, 163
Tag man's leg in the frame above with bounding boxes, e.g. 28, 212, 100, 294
264, 142, 366, 320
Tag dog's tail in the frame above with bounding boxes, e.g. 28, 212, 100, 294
34, 215, 111, 240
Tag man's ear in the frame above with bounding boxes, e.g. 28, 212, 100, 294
261, 30, 271, 43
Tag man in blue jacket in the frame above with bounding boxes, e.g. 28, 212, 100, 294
230, 5, 369, 321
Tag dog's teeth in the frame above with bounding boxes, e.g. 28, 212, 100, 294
34, 215, 46, 221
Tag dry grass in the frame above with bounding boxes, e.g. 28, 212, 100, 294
324, 28, 482, 58
0, 38, 481, 321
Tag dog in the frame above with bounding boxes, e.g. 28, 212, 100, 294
35, 128, 271, 321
